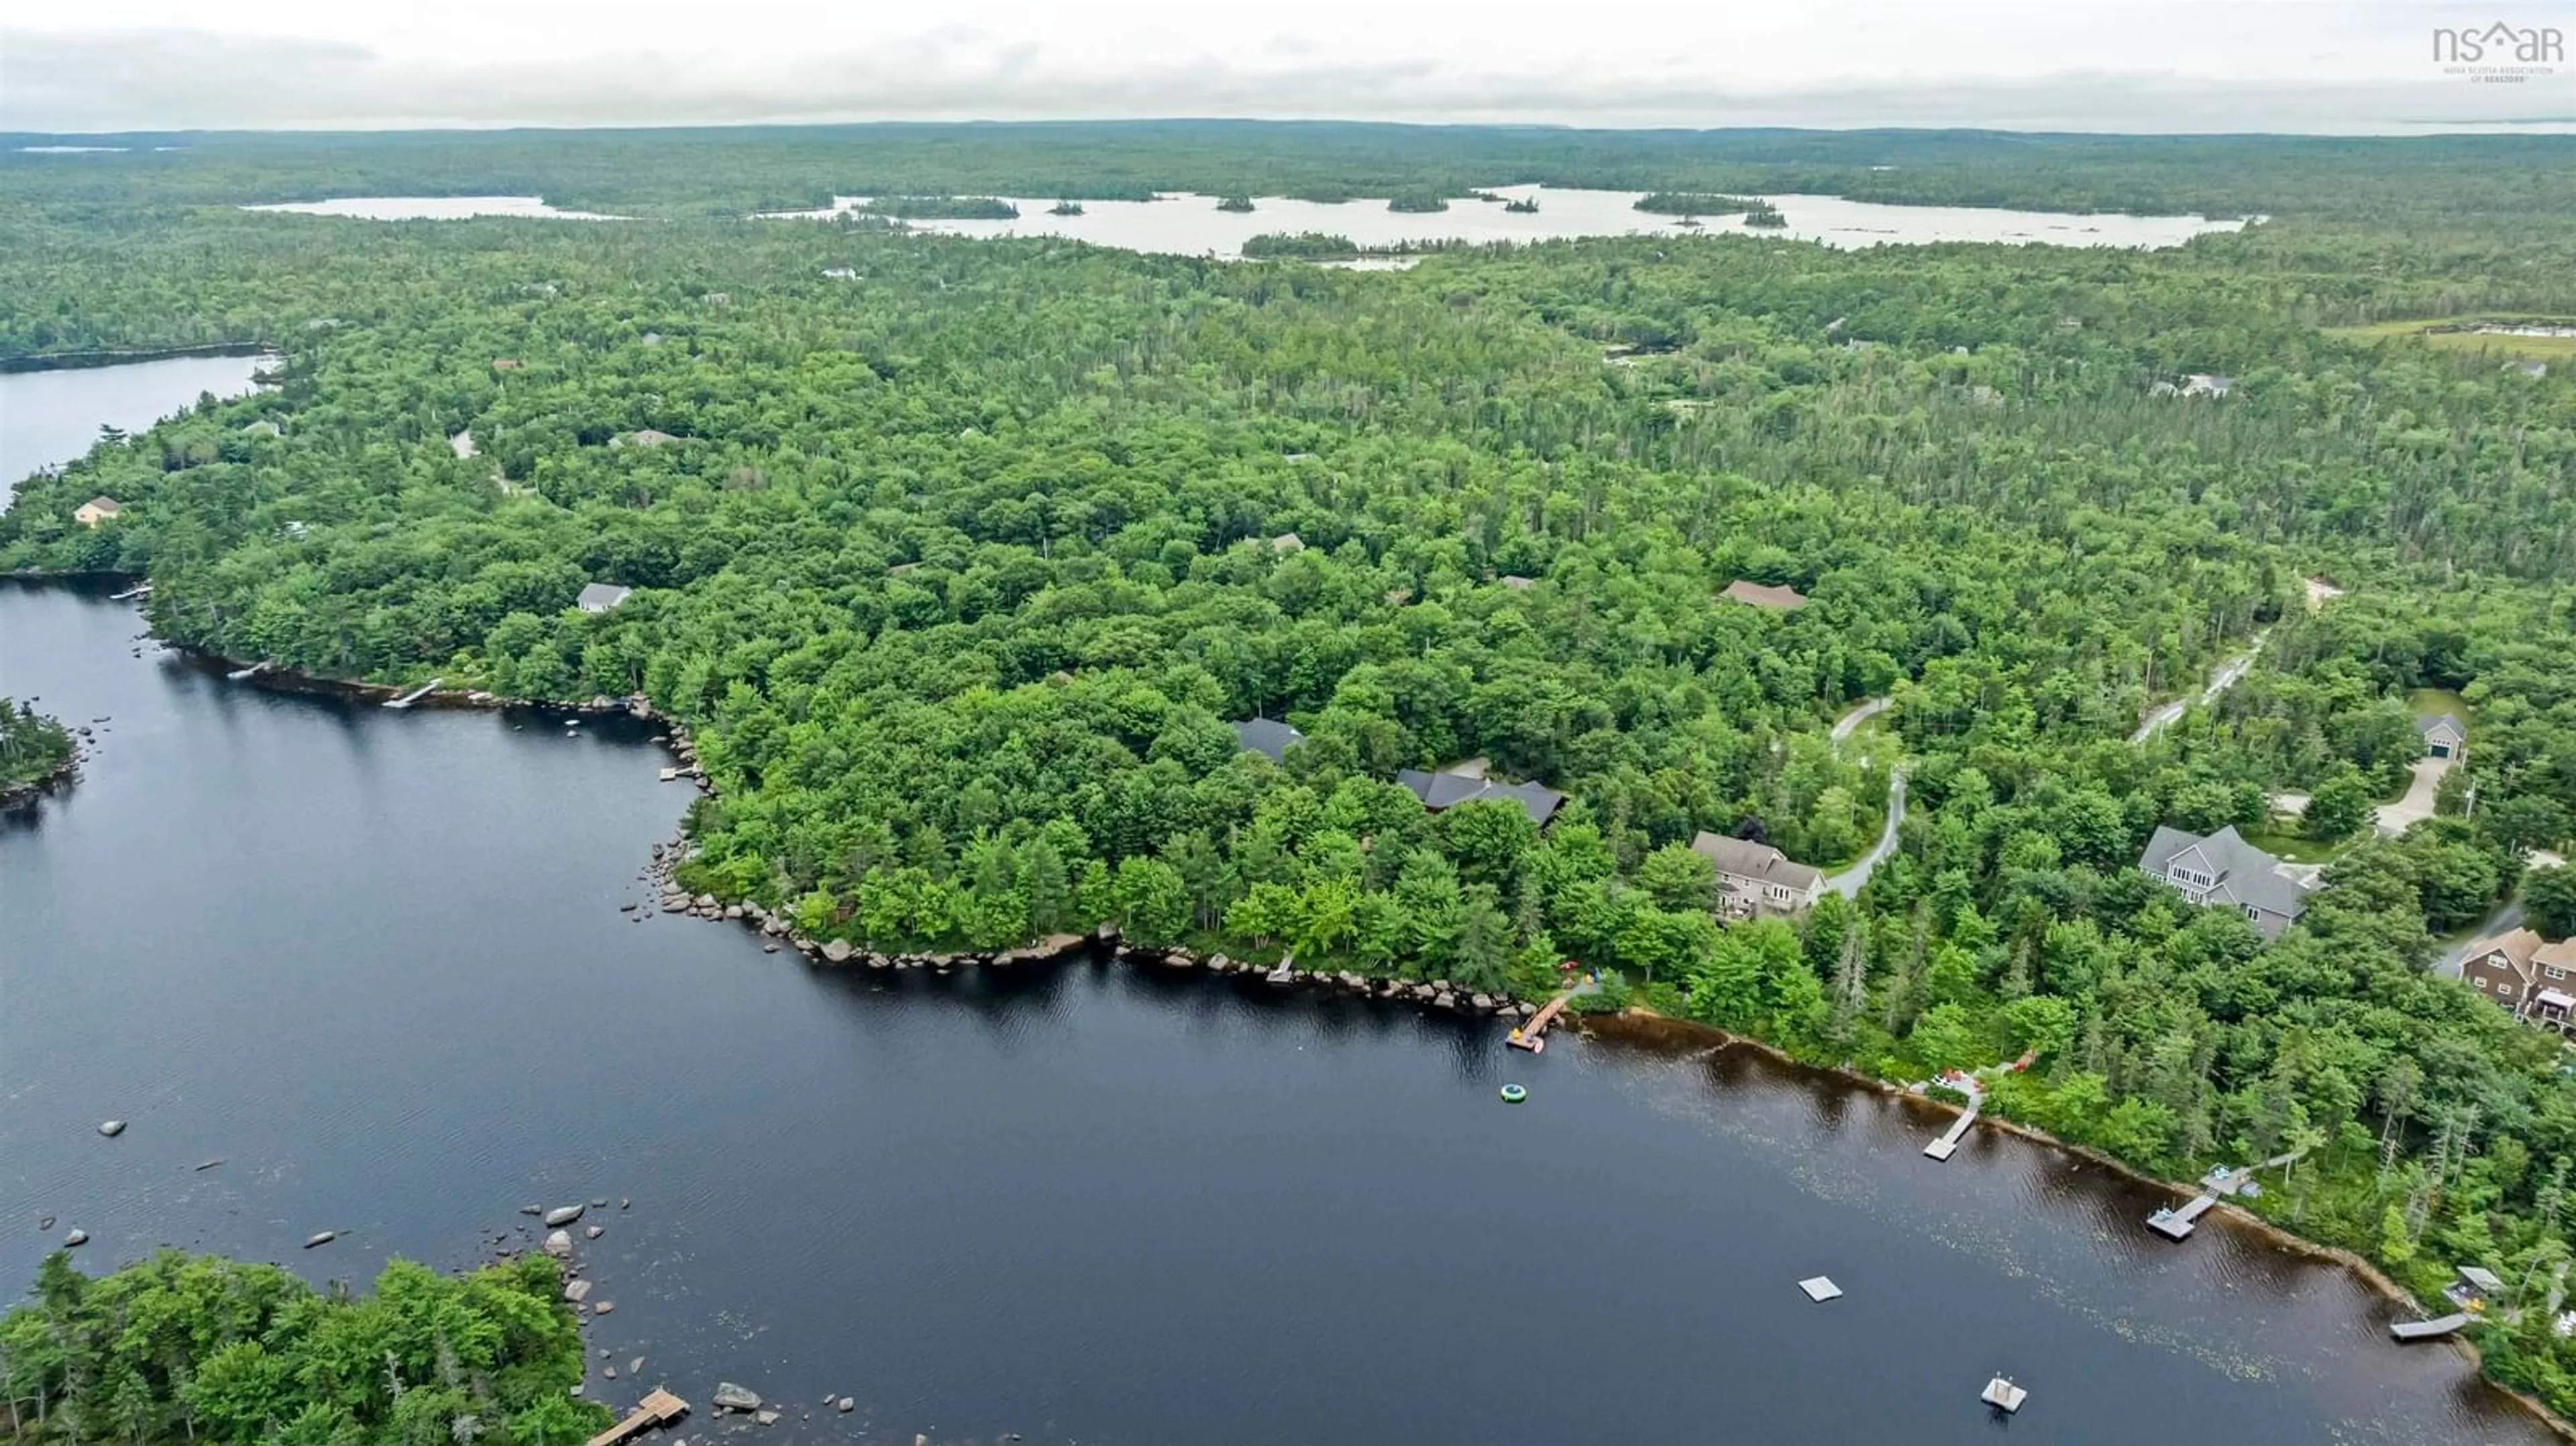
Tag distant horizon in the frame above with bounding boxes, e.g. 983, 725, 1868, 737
9, 2, 2576, 134
9, 117, 2576, 142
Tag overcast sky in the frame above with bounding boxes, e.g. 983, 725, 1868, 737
5, 0, 2575, 133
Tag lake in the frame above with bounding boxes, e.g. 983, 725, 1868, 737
763, 186, 2248, 255
241, 195, 629, 220
0, 361, 2546, 1446
0, 352, 265, 507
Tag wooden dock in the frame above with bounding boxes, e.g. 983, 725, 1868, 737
2390, 1312, 2473, 1342
583, 1388, 688, 1446
227, 660, 272, 682
2148, 1192, 2218, 1240
1923, 1098, 1979, 1161
384, 678, 443, 710
1506, 987, 1579, 1051
110, 582, 153, 602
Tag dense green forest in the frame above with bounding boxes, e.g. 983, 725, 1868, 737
6, 123, 2576, 1414
0, 1251, 602, 1446
0, 698, 75, 794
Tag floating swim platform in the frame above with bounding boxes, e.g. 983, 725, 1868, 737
1798, 1276, 1842, 1302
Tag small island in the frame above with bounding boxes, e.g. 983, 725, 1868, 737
1385, 190, 1450, 213
1240, 231, 1363, 260
1633, 192, 1766, 217
1216, 195, 1256, 213
1048, 199, 1086, 216
1503, 196, 1540, 213
859, 196, 1021, 219
1, 695, 77, 808
1742, 202, 1788, 227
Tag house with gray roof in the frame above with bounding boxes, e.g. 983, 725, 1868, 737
576, 583, 633, 614
2416, 713, 2467, 761
1230, 717, 1304, 764
2138, 824, 2321, 938
1690, 832, 1826, 917
1395, 766, 1565, 828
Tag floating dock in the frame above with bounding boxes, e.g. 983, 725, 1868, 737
583, 1388, 688, 1446
384, 677, 443, 710
2148, 1193, 2218, 1241
1981, 1376, 2028, 1413
1923, 1100, 1978, 1161
2390, 1312, 2473, 1342
1798, 1276, 1843, 1302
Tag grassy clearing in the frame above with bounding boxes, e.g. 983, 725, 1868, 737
2326, 315, 2576, 363
2243, 826, 2345, 864
2408, 686, 2473, 723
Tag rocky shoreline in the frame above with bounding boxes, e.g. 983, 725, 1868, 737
0, 748, 82, 812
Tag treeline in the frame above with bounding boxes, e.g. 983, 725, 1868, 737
0, 1251, 603, 1446
9, 122, 2576, 223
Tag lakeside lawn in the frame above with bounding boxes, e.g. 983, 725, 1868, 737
2326, 315, 2576, 364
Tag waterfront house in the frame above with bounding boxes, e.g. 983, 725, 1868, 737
1721, 579, 1808, 611
2418, 713, 2467, 761
241, 419, 282, 437
1230, 717, 1304, 764
2137, 824, 2320, 938
2459, 927, 2576, 1033
1689, 832, 1826, 917
1498, 574, 1536, 590
609, 429, 678, 450
73, 495, 121, 527
1269, 532, 1305, 554
576, 583, 634, 614
1395, 761, 1564, 828
2181, 373, 2234, 398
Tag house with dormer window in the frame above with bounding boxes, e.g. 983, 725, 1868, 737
2138, 825, 2322, 939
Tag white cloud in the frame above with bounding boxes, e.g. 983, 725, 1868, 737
4, 1, 2574, 132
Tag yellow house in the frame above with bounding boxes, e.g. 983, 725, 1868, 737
74, 496, 122, 528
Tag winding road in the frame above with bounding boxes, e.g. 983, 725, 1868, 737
2131, 632, 2269, 744
1824, 696, 1904, 900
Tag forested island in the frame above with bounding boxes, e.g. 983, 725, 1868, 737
857, 195, 1019, 219
1215, 195, 1255, 213
1238, 230, 1361, 259
1741, 202, 1786, 227
1633, 191, 1768, 216
1048, 200, 1085, 216
1503, 197, 1540, 213
0, 1251, 602, 1446
7, 121, 2576, 1415
0, 696, 76, 805
1384, 189, 1448, 212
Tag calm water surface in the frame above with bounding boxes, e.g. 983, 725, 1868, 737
0, 364, 2546, 1446
764, 186, 2247, 254
0, 354, 264, 504
241, 196, 629, 220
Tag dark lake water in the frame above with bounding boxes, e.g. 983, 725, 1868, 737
1, 364, 2553, 1446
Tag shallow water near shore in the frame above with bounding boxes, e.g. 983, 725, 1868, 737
0, 361, 2551, 1446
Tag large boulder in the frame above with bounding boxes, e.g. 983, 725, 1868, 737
712, 1383, 763, 1412
545, 1204, 585, 1227
822, 940, 853, 964
543, 1230, 574, 1258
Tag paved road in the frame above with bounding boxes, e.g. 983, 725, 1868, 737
1827, 767, 1907, 899
2131, 634, 2268, 744
1831, 695, 1892, 742
2375, 756, 2452, 837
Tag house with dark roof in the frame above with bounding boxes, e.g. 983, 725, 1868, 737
1395, 766, 1564, 828
1690, 832, 1826, 917
2417, 713, 2467, 761
1230, 717, 1304, 764
2460, 927, 2576, 1034
576, 583, 633, 614
1721, 579, 1807, 611
2138, 825, 2321, 938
